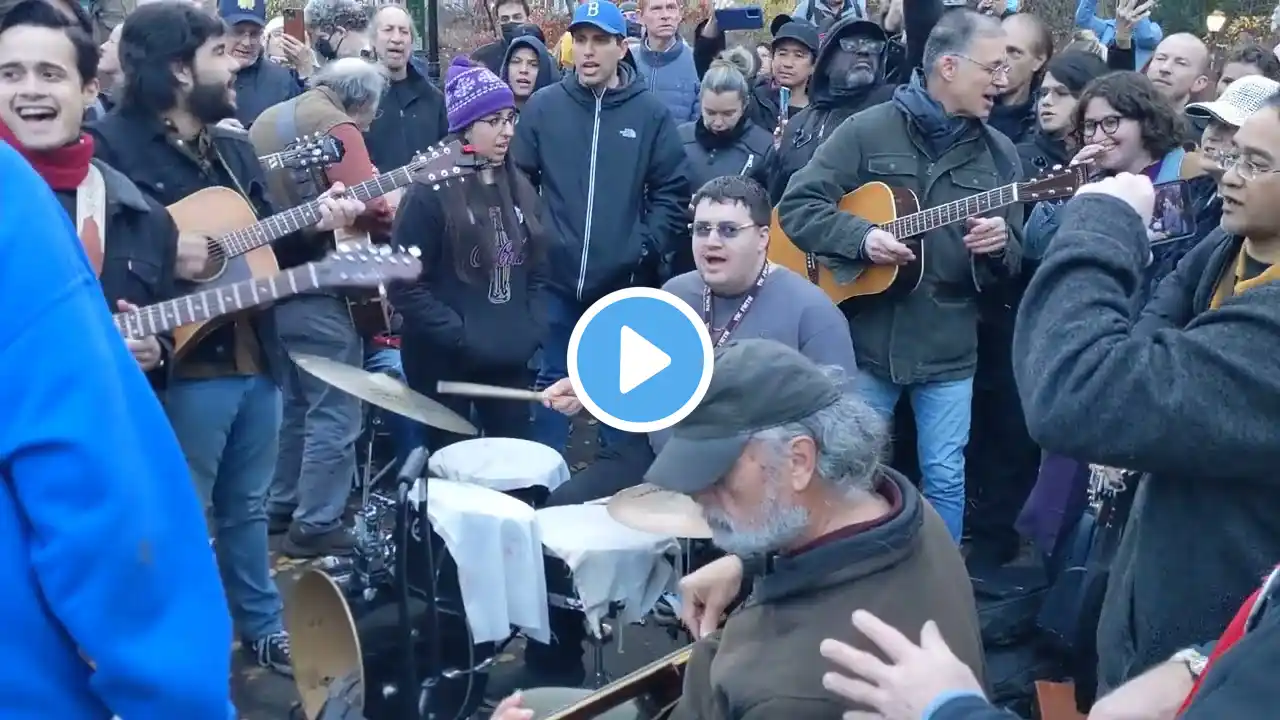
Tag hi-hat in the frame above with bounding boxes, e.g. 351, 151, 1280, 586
291, 353, 477, 436
287, 569, 364, 720
608, 484, 713, 539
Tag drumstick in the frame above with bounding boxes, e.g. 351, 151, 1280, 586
436, 381, 544, 402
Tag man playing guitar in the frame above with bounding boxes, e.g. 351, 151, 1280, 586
86, 1, 364, 677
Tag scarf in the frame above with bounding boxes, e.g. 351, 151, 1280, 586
891, 69, 976, 159
694, 115, 750, 150
0, 119, 95, 190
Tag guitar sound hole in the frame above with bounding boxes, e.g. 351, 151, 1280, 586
193, 251, 228, 283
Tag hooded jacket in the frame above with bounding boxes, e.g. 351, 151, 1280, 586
511, 64, 690, 302
762, 16, 896, 203
500, 35, 561, 101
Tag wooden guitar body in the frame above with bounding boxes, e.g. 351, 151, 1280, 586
545, 645, 691, 720
166, 186, 281, 356
767, 181, 924, 308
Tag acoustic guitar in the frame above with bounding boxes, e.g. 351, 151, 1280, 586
168, 139, 476, 356
768, 165, 1087, 308
115, 243, 422, 342
259, 133, 345, 172
543, 645, 692, 720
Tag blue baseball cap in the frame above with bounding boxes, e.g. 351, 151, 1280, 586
569, 0, 626, 37
219, 0, 266, 27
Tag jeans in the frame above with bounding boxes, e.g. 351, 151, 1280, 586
364, 347, 423, 462
165, 374, 284, 640
531, 292, 627, 453
269, 294, 364, 533
858, 374, 974, 543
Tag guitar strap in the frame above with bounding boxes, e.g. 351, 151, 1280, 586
75, 163, 107, 277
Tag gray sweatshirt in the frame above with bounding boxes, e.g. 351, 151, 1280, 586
650, 264, 859, 451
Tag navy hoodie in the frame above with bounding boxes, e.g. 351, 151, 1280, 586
0, 143, 234, 718
511, 63, 690, 302
500, 35, 561, 101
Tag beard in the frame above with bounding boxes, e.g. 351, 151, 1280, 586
701, 466, 810, 556
188, 79, 235, 124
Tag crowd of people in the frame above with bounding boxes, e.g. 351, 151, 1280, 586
2, 0, 1280, 716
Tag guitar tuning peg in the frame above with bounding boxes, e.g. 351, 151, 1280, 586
408, 246, 422, 257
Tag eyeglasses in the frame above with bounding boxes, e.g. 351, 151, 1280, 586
1081, 115, 1123, 138
690, 222, 756, 239
954, 54, 1010, 78
481, 112, 519, 128
1215, 151, 1280, 181
838, 37, 885, 54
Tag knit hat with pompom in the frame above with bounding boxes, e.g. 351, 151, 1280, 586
444, 55, 516, 133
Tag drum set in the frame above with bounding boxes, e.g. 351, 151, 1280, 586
284, 354, 716, 720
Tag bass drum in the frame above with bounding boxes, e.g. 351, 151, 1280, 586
288, 525, 494, 720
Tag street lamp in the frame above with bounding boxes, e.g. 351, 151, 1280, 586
1206, 10, 1227, 34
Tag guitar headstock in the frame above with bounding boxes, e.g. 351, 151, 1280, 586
316, 243, 423, 288
272, 133, 347, 171
1017, 164, 1089, 202
408, 138, 479, 188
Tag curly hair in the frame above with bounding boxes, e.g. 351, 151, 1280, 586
1074, 71, 1185, 160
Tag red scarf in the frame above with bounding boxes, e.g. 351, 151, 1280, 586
0, 119, 95, 190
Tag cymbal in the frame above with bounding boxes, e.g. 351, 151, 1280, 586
286, 569, 364, 720
291, 353, 477, 436
608, 484, 713, 539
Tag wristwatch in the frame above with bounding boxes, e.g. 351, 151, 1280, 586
1171, 647, 1209, 679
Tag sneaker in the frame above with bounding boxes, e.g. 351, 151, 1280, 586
282, 525, 357, 559
253, 631, 293, 677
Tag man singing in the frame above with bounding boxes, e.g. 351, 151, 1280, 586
88, 1, 363, 676
0, 15, 233, 720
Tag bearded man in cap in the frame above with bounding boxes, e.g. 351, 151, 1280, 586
509, 339, 982, 719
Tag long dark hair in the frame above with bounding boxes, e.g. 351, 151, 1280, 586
437, 133, 547, 283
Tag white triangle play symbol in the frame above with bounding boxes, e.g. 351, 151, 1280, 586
618, 325, 671, 395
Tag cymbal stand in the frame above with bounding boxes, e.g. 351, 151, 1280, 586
396, 447, 433, 720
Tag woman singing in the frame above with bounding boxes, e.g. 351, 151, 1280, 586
389, 57, 548, 450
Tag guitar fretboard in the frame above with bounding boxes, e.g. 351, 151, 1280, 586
216, 165, 424, 258
884, 183, 1018, 238
114, 264, 321, 339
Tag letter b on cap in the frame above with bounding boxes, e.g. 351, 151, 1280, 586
587, 2, 599, 14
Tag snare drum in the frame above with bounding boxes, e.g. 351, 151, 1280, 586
534, 504, 679, 634
428, 437, 570, 506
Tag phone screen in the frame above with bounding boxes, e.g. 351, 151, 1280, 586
283, 9, 305, 42
779, 87, 791, 122
1149, 180, 1196, 244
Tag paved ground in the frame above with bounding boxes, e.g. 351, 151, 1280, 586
232, 417, 682, 719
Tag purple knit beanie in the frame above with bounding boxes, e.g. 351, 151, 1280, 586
444, 56, 515, 133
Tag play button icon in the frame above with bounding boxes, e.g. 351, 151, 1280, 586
618, 326, 670, 394
568, 287, 715, 433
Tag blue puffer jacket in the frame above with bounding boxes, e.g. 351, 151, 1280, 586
630, 38, 700, 124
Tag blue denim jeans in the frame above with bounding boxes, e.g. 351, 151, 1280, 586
364, 347, 423, 460
858, 374, 974, 543
531, 292, 627, 453
165, 374, 285, 641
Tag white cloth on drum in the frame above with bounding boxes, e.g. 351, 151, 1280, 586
535, 504, 679, 636
412, 477, 550, 644
428, 437, 570, 494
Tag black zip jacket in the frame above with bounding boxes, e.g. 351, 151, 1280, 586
363, 60, 449, 172
511, 64, 690, 302
387, 178, 550, 371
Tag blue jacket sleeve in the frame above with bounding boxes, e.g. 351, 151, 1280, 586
1074, 0, 1106, 35
0, 146, 235, 719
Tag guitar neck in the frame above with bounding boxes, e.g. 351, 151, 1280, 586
884, 183, 1018, 238
214, 165, 418, 259
114, 263, 324, 339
